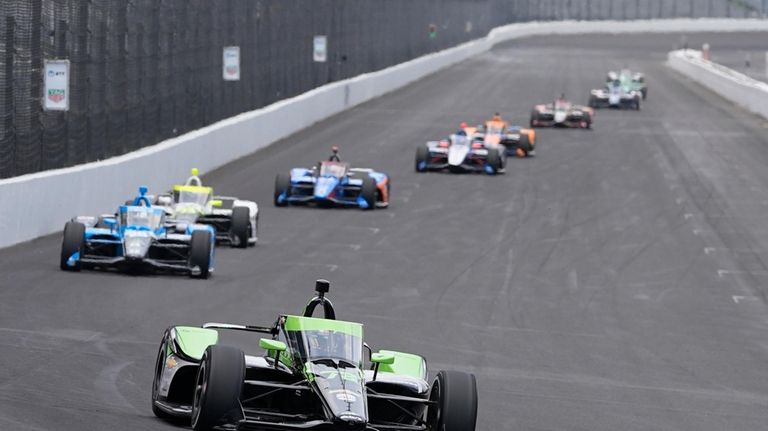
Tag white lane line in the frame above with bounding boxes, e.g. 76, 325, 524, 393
718, 269, 768, 278
296, 263, 339, 272
732, 295, 760, 304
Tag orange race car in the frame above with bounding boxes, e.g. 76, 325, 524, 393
477, 114, 536, 157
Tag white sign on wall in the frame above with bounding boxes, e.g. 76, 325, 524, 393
43, 60, 70, 111
223, 46, 241, 81
313, 36, 328, 62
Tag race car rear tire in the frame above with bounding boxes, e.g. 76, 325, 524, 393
361, 177, 377, 210
427, 370, 478, 431
229, 207, 249, 248
641, 88, 648, 100
274, 173, 291, 206
588, 95, 597, 108
60, 221, 85, 271
529, 111, 539, 128
191, 345, 245, 431
189, 230, 212, 279
486, 149, 501, 175
415, 145, 429, 172
517, 133, 532, 157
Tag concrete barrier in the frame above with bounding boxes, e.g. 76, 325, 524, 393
2, 18, 767, 249
667, 49, 768, 119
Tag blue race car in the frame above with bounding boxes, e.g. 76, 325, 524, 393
274, 147, 390, 210
60, 187, 216, 278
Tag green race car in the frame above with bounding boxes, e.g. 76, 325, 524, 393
151, 280, 478, 431
607, 69, 647, 100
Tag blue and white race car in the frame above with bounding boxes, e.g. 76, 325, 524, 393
60, 187, 216, 278
274, 147, 390, 210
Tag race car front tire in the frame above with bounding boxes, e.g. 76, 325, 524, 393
361, 177, 377, 210
191, 345, 245, 431
189, 230, 212, 279
427, 370, 478, 431
274, 173, 291, 206
415, 145, 429, 172
642, 88, 648, 100
229, 207, 249, 248
60, 221, 85, 271
151, 336, 182, 421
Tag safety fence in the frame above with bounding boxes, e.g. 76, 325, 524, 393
0, 0, 765, 178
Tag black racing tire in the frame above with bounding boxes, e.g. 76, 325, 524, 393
415, 145, 429, 172
273, 173, 291, 207
517, 133, 532, 157
641, 87, 648, 100
189, 230, 212, 279
191, 345, 245, 431
583, 112, 593, 129
229, 207, 249, 249
529, 110, 539, 128
151, 335, 177, 421
588, 95, 597, 108
486, 148, 501, 175
427, 370, 478, 431
361, 177, 377, 210
60, 221, 85, 271
635, 97, 641, 111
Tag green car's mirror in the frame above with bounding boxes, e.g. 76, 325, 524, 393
371, 352, 395, 381
260, 338, 286, 369
260, 338, 287, 352
371, 352, 395, 365
211, 199, 223, 208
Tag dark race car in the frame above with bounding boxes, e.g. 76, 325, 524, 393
530, 97, 593, 129
151, 280, 478, 431
274, 147, 389, 210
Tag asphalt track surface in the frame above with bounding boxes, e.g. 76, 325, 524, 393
2, 32, 768, 431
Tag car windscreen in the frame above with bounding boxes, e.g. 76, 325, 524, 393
451, 135, 470, 146
177, 190, 210, 206
287, 329, 363, 367
319, 162, 348, 178
485, 124, 503, 134
122, 208, 162, 229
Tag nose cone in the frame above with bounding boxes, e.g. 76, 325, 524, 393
554, 111, 567, 123
314, 177, 338, 199
334, 414, 367, 431
124, 231, 151, 258
448, 145, 470, 166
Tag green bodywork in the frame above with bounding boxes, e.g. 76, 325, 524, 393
376, 350, 427, 380
174, 326, 218, 360
607, 73, 644, 93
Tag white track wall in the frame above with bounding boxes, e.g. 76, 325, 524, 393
2, 19, 767, 248
667, 49, 768, 119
